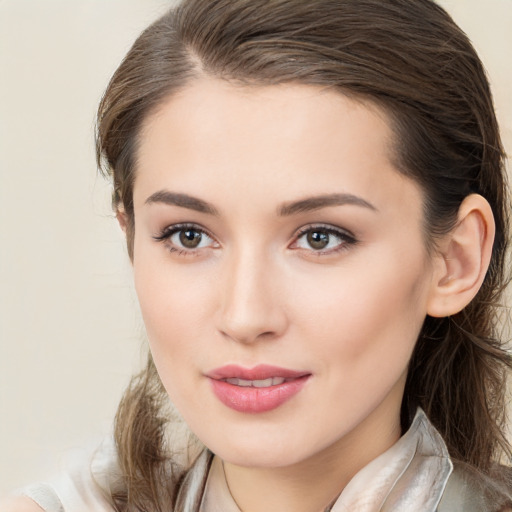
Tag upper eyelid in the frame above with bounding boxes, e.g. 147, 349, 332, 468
153, 224, 219, 254
290, 225, 358, 255
153, 222, 356, 247
153, 222, 214, 240
294, 223, 356, 239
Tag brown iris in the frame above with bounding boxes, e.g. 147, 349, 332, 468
307, 230, 330, 250
179, 229, 202, 248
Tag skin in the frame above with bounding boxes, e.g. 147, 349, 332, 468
128, 78, 488, 512
1, 79, 494, 512
0, 497, 44, 512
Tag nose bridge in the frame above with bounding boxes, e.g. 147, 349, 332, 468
218, 243, 286, 343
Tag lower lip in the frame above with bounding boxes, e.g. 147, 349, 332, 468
209, 376, 310, 413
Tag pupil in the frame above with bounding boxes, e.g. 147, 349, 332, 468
307, 230, 329, 250
180, 229, 202, 248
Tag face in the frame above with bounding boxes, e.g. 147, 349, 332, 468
131, 78, 436, 469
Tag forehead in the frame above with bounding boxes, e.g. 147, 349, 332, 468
138, 79, 393, 155
134, 78, 419, 216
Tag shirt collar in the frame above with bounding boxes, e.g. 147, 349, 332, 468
199, 408, 453, 512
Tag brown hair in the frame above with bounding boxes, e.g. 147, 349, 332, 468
96, 0, 512, 509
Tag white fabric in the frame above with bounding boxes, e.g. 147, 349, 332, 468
19, 483, 65, 512
20, 438, 120, 512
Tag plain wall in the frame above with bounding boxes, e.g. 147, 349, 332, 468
1, 0, 511, 497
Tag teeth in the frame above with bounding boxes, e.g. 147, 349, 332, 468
253, 378, 273, 388
225, 377, 287, 387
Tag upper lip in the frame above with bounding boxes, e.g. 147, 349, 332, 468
206, 364, 310, 381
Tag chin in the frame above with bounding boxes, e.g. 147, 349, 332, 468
195, 420, 330, 469
214, 442, 305, 469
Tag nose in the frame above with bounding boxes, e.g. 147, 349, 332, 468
216, 247, 288, 344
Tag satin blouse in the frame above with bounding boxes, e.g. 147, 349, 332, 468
20, 408, 496, 511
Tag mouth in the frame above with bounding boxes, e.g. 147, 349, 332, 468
224, 376, 289, 387
206, 364, 311, 413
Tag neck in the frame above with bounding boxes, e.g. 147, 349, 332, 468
222, 402, 403, 512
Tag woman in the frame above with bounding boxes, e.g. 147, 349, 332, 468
6, 0, 511, 510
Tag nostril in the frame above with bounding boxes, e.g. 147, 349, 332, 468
218, 326, 280, 345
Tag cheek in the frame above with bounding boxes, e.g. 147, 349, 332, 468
137, 279, 210, 337
293, 251, 430, 375
132, 247, 212, 358
132, 255, 229, 413
134, 269, 210, 413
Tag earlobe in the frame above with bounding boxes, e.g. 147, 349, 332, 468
427, 194, 495, 318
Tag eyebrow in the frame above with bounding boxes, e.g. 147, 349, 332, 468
145, 190, 219, 215
278, 193, 377, 216
144, 190, 377, 217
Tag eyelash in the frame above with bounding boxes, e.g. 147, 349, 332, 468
153, 223, 217, 256
153, 223, 358, 256
293, 224, 358, 255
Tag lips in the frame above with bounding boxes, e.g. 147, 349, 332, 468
207, 364, 311, 413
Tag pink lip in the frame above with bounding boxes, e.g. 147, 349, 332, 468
207, 365, 311, 413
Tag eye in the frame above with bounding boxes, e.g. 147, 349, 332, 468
174, 228, 207, 249
293, 226, 356, 254
153, 224, 217, 253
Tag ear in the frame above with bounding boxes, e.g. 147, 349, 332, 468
427, 194, 495, 318
116, 208, 128, 234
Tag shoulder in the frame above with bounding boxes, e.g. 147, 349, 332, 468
0, 496, 44, 512
4, 438, 119, 512
438, 462, 512, 512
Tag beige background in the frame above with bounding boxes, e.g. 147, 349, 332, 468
0, 0, 511, 497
